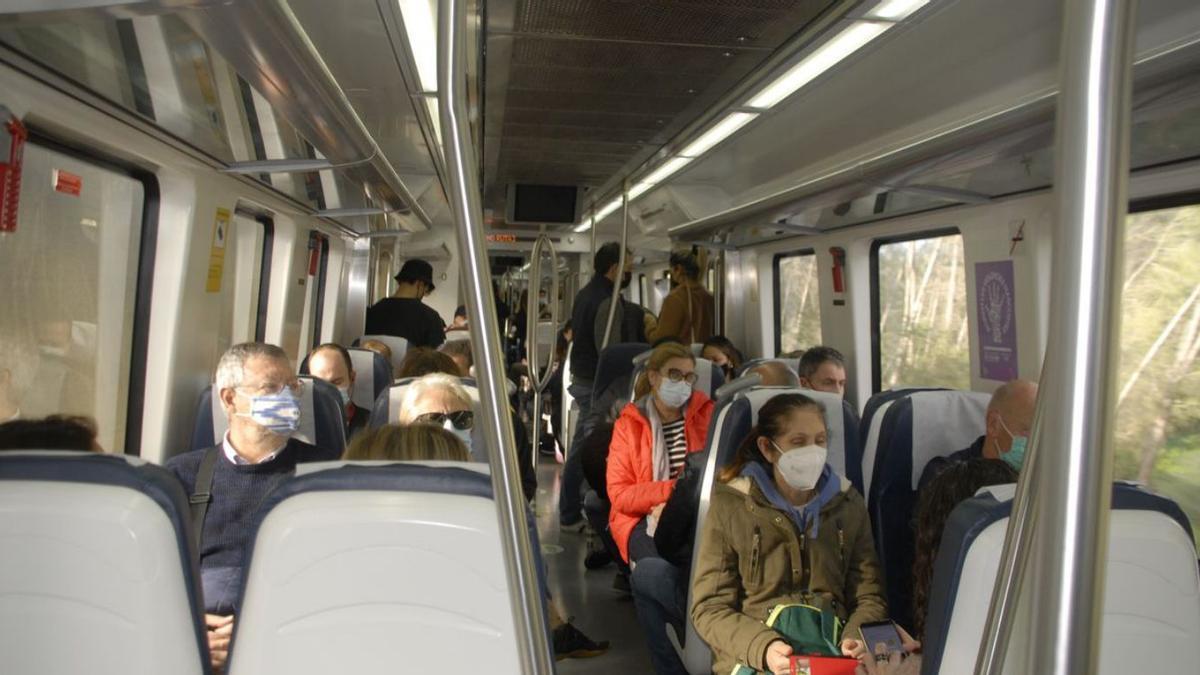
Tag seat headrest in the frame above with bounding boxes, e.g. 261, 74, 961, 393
347, 348, 389, 410
906, 390, 991, 489
353, 335, 408, 371
593, 343, 649, 398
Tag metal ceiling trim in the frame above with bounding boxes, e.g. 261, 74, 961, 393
486, 29, 776, 52
668, 32, 1200, 241
178, 0, 433, 230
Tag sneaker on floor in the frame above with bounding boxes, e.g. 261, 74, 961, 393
584, 546, 612, 570
611, 572, 631, 594
553, 621, 610, 661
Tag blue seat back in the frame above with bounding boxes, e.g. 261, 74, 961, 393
0, 452, 210, 675
592, 342, 649, 399
922, 482, 1199, 675
228, 462, 546, 675
856, 387, 948, 496
190, 376, 347, 458
351, 334, 408, 372
865, 389, 989, 629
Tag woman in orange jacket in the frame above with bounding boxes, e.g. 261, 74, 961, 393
606, 340, 715, 675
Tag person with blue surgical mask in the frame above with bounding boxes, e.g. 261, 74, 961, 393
918, 379, 1039, 490
308, 343, 370, 440
166, 342, 336, 673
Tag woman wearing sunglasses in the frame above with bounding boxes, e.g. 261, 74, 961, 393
607, 341, 715, 675
396, 373, 477, 455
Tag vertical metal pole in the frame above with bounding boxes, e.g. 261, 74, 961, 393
438, 0, 553, 671
600, 182, 631, 352
526, 235, 560, 479
1025, 1, 1135, 674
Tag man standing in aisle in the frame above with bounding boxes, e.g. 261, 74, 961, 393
365, 259, 446, 349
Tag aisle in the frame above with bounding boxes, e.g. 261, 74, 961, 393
534, 459, 653, 673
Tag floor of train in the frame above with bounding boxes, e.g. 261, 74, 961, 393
535, 458, 653, 673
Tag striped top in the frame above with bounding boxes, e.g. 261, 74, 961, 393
663, 418, 688, 479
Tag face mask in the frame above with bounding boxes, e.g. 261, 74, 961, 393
337, 386, 352, 407
656, 378, 692, 409
774, 442, 827, 491
996, 417, 1028, 472
444, 420, 473, 454
237, 390, 301, 436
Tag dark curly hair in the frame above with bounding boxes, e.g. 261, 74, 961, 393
911, 458, 1018, 638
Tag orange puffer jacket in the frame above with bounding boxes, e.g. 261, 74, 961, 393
606, 392, 715, 562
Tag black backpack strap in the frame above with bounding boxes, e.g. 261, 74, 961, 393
189, 447, 220, 555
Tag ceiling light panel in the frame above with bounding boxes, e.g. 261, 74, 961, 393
640, 156, 694, 185
398, 0, 438, 92
746, 21, 889, 109
868, 0, 931, 21
679, 112, 758, 158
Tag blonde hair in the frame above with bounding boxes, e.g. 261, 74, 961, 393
342, 423, 469, 462
397, 373, 472, 423
634, 342, 695, 400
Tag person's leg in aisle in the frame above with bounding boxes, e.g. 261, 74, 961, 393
558, 379, 593, 528
629, 520, 688, 675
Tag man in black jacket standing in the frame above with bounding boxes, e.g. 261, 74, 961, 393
559, 242, 629, 530
365, 259, 446, 348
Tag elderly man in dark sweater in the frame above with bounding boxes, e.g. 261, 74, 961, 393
167, 343, 331, 672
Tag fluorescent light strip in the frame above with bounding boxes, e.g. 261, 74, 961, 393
424, 97, 443, 147
679, 112, 757, 158
627, 182, 654, 200
594, 199, 621, 221
747, 21, 889, 109
640, 156, 694, 185
398, 0, 438, 92
572, 220, 591, 233
868, 0, 930, 20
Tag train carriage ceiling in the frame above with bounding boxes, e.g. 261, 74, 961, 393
482, 0, 845, 231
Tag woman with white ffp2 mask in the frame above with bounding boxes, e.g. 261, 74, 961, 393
606, 341, 716, 675
691, 393, 890, 675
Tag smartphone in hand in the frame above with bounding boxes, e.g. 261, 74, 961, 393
858, 620, 904, 657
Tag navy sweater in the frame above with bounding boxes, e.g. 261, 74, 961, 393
167, 438, 327, 613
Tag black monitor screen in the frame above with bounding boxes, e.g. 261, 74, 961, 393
511, 184, 578, 224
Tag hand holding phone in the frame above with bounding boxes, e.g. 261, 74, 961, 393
858, 621, 904, 659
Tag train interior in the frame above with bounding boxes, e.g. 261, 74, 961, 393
0, 0, 1198, 673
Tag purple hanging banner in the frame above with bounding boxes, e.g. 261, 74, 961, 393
976, 260, 1019, 381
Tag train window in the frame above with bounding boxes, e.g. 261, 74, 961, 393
871, 230, 969, 391
0, 142, 147, 453
1115, 201, 1200, 541
217, 213, 270, 352
774, 251, 822, 355
297, 233, 330, 359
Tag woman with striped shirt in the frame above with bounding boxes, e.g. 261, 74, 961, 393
607, 341, 715, 674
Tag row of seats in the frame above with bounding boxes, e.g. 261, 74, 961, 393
0, 452, 533, 674
652, 376, 1199, 675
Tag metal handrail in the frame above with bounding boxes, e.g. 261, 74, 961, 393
975, 1, 1135, 673
600, 183, 631, 352
526, 234, 561, 469
437, 0, 554, 671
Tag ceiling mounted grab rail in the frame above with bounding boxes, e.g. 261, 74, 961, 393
179, 0, 432, 228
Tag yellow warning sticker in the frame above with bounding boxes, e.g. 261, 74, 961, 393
206, 207, 230, 293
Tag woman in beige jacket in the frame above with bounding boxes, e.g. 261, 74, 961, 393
691, 393, 887, 674
647, 248, 714, 345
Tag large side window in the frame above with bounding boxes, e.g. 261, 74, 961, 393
0, 142, 149, 453
1115, 201, 1200, 541
774, 250, 822, 355
871, 230, 968, 391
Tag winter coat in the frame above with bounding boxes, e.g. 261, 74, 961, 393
691, 474, 887, 674
606, 392, 715, 562
647, 280, 714, 344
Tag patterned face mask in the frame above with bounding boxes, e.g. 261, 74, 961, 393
236, 388, 302, 435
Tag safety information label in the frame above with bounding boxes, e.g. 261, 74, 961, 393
206, 207, 230, 293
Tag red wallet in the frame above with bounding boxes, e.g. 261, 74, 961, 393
790, 654, 859, 675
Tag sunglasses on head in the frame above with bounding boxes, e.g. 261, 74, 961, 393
414, 410, 474, 430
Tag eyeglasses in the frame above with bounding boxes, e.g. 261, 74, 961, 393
414, 410, 474, 431
661, 368, 698, 385
237, 381, 301, 397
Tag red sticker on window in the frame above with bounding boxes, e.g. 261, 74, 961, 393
53, 169, 81, 196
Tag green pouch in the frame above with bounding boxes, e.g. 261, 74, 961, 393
730, 604, 843, 674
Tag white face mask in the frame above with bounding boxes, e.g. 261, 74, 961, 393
337, 385, 352, 407
773, 441, 827, 491
444, 419, 473, 455
656, 378, 692, 409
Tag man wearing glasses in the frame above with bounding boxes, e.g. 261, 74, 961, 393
166, 342, 334, 673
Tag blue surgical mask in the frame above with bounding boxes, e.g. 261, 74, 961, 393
997, 417, 1028, 472
656, 379, 692, 409
237, 389, 301, 435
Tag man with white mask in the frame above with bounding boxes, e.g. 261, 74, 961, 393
307, 343, 370, 440
166, 342, 334, 673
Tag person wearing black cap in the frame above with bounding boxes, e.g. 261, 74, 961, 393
365, 259, 446, 348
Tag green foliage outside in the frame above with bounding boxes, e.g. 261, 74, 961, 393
877, 235, 970, 390
1114, 205, 1200, 544
778, 254, 822, 354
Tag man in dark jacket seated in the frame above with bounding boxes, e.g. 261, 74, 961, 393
167, 342, 333, 672
308, 343, 370, 441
